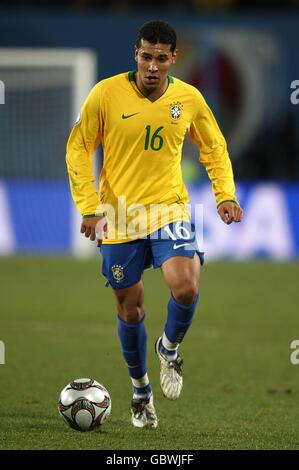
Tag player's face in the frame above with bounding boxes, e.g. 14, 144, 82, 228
135, 39, 177, 97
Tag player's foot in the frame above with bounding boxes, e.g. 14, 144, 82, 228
131, 394, 158, 429
155, 336, 183, 400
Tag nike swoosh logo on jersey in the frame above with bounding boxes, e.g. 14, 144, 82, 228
122, 112, 139, 119
173, 242, 191, 250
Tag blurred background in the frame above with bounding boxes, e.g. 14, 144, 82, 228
0, 0, 299, 260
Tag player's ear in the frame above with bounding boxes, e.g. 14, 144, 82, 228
172, 49, 179, 64
134, 46, 138, 63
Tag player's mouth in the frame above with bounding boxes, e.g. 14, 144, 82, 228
145, 76, 159, 85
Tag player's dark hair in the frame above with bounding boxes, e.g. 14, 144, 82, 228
136, 21, 177, 52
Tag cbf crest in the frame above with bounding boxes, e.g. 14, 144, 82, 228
111, 265, 124, 282
170, 102, 183, 121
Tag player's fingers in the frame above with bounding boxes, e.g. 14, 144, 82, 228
223, 205, 234, 223
90, 228, 96, 241
97, 239, 103, 247
232, 203, 239, 219
84, 226, 91, 238
218, 207, 229, 224
233, 206, 242, 222
226, 208, 235, 224
80, 223, 86, 233
230, 204, 240, 223
217, 207, 224, 222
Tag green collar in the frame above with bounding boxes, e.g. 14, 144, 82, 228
128, 71, 174, 84
128, 70, 135, 82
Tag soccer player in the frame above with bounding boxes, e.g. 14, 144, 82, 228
66, 20, 243, 429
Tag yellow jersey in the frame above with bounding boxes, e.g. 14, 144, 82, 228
66, 71, 238, 243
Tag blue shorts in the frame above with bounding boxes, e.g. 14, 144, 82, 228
99, 221, 204, 290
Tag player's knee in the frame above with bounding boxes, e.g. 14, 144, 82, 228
121, 309, 144, 324
172, 279, 198, 305
117, 298, 144, 324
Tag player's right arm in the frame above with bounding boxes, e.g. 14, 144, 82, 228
66, 83, 104, 240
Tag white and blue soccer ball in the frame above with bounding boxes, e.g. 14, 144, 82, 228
58, 378, 111, 431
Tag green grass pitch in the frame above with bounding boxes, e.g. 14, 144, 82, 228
0, 257, 298, 450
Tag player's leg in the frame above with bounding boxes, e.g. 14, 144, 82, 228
150, 221, 203, 400
155, 254, 200, 400
99, 240, 157, 428
112, 281, 157, 428
161, 253, 200, 352
113, 280, 151, 399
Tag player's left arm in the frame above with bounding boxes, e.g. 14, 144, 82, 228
188, 90, 244, 224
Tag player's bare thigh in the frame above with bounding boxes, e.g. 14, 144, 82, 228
112, 280, 145, 324
161, 254, 200, 305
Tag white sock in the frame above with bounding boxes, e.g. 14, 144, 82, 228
160, 333, 179, 361
131, 373, 152, 399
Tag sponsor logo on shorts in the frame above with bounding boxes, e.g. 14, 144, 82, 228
173, 242, 191, 250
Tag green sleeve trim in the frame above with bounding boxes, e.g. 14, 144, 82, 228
217, 199, 239, 209
82, 213, 105, 218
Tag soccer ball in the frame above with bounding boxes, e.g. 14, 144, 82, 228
58, 378, 111, 431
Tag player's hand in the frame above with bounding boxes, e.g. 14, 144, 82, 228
217, 201, 243, 225
80, 216, 108, 246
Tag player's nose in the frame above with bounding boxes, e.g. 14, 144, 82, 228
148, 62, 158, 72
